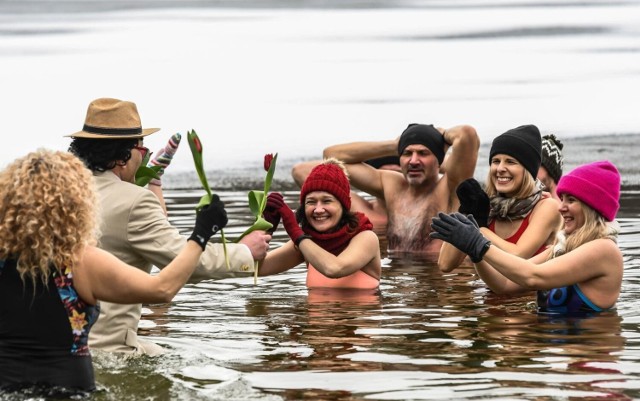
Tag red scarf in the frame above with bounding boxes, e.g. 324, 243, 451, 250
302, 212, 373, 255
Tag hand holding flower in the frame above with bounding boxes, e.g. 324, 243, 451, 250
278, 202, 306, 246
186, 129, 229, 267
263, 192, 284, 234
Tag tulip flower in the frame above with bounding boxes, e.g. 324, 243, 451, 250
187, 129, 229, 268
237, 153, 278, 284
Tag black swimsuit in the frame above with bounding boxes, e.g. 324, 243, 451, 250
0, 258, 99, 393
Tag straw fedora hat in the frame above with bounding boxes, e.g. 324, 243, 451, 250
67, 97, 160, 138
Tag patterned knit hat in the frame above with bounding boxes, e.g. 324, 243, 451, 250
300, 158, 351, 210
540, 134, 564, 183
489, 124, 542, 179
556, 160, 620, 221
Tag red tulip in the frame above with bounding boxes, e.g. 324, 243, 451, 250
263, 153, 274, 171
193, 136, 202, 153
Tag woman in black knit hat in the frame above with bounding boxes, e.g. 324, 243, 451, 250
438, 124, 562, 272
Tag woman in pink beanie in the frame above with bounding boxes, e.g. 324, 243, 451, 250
257, 158, 381, 290
430, 160, 623, 314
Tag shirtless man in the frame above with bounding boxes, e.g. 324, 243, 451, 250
323, 123, 479, 255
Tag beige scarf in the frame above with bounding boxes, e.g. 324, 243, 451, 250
489, 180, 544, 221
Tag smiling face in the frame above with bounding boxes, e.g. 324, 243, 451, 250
304, 191, 344, 232
490, 154, 526, 197
559, 193, 585, 235
399, 144, 439, 186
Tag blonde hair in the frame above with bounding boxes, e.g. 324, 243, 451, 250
566, 203, 608, 252
548, 200, 610, 259
485, 167, 537, 199
0, 149, 99, 286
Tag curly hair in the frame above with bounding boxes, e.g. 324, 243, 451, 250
68, 137, 137, 172
0, 149, 99, 286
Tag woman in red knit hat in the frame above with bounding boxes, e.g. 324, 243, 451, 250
430, 160, 623, 314
258, 158, 381, 289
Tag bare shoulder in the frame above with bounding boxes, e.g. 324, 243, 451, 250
577, 238, 623, 264
531, 197, 562, 219
354, 229, 380, 243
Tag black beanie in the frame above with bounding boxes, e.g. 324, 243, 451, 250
489, 124, 542, 179
397, 124, 445, 164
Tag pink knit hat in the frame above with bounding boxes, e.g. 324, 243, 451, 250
300, 159, 351, 210
556, 160, 620, 221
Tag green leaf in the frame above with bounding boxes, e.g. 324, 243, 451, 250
247, 190, 264, 217
135, 165, 162, 187
196, 193, 213, 211
235, 216, 273, 242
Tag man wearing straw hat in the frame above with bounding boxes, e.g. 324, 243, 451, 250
67, 97, 271, 355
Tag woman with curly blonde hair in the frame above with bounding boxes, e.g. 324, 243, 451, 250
0, 149, 227, 395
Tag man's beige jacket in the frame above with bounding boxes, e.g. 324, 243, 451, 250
88, 171, 254, 355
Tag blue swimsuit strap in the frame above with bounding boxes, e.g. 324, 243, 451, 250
573, 284, 604, 312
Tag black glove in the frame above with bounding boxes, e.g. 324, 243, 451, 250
263, 192, 284, 234
429, 212, 491, 263
188, 195, 228, 250
456, 178, 490, 228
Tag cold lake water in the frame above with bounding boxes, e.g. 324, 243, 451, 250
2, 0, 640, 400
71, 186, 640, 401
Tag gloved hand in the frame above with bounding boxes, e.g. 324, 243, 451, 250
456, 178, 490, 228
429, 212, 491, 263
188, 195, 228, 250
262, 192, 284, 234
278, 202, 308, 246
148, 133, 182, 186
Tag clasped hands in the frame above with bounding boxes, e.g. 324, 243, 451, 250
429, 212, 491, 263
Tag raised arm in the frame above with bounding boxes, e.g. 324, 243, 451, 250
75, 241, 204, 305
440, 125, 480, 196
74, 196, 229, 305
323, 139, 397, 199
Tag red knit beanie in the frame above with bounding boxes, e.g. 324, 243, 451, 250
556, 160, 620, 221
300, 159, 351, 210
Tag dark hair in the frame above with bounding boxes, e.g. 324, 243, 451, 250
68, 138, 138, 172
295, 205, 361, 233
